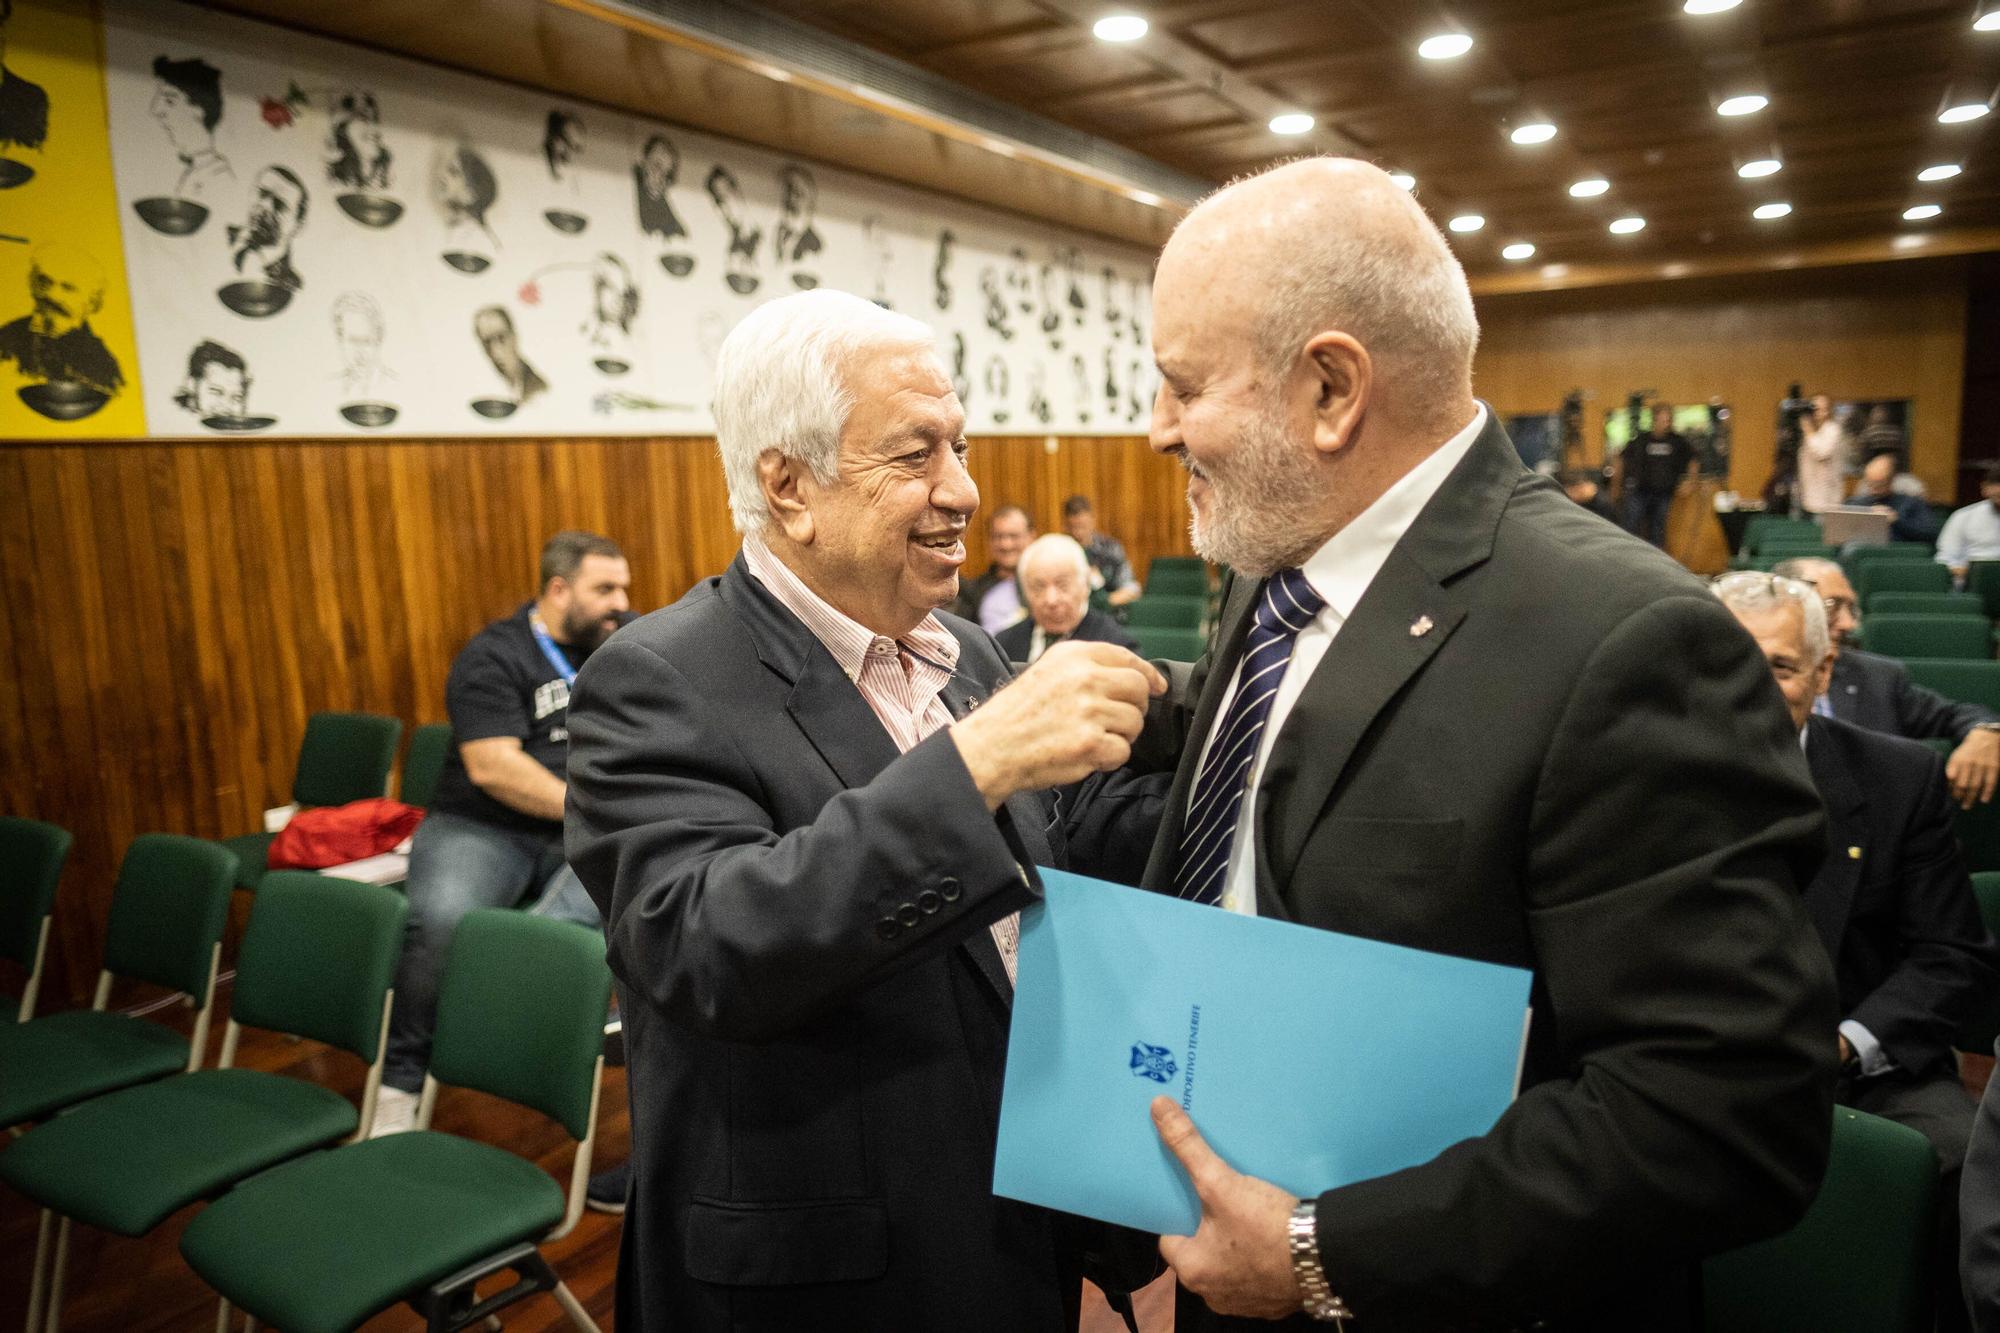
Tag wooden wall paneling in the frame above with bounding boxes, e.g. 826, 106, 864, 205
1473, 259, 1971, 504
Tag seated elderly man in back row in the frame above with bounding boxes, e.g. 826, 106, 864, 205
998, 532, 1140, 664
565, 290, 1161, 1332
1716, 570, 1999, 1327
1775, 556, 2000, 808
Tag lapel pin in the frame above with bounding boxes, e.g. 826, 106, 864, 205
1848, 846, 1862, 860
1410, 614, 1434, 638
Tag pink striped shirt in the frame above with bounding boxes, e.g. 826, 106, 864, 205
742, 538, 1020, 979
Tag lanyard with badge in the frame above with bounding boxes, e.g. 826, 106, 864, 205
528, 615, 578, 686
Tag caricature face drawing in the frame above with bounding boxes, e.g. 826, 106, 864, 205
330, 291, 393, 400
227, 165, 309, 289
147, 55, 230, 201
327, 91, 391, 192
178, 338, 250, 420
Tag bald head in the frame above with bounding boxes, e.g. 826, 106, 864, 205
1159, 158, 1479, 432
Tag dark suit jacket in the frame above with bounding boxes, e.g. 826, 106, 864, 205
995, 606, 1139, 662
1803, 714, 1999, 1079
1143, 415, 1840, 1332
566, 557, 1140, 1332
1828, 647, 1996, 745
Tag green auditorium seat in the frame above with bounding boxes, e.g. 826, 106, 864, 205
180, 910, 611, 1333
0, 833, 234, 1131
1958, 873, 2000, 1058
1144, 560, 1210, 599
1902, 659, 2000, 715
1744, 515, 1821, 554
1856, 562, 1953, 602
399, 722, 454, 810
1858, 614, 1992, 661
1970, 563, 2000, 621
1131, 626, 1207, 662
0, 816, 71, 1022
1865, 592, 1988, 618
222, 710, 403, 892
3, 872, 405, 1333
1703, 1108, 1937, 1333
1845, 543, 1939, 567
1123, 597, 1205, 631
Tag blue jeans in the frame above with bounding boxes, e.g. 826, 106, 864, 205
1626, 490, 1674, 548
383, 810, 601, 1092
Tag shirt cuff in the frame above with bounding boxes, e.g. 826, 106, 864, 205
1840, 1019, 1893, 1077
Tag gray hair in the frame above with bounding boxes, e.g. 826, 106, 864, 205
712, 290, 943, 535
1711, 571, 1830, 667
1204, 158, 1480, 411
1769, 556, 1840, 586
1019, 532, 1090, 585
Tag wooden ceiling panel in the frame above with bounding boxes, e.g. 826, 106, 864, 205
1176, 2, 1386, 68
748, 0, 2000, 282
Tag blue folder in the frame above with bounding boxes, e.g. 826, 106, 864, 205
993, 868, 1533, 1236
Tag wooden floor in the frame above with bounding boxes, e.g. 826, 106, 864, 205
0, 990, 1175, 1332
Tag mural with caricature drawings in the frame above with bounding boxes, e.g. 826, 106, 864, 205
92, 0, 1153, 437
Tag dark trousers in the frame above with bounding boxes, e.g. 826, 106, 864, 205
1625, 489, 1676, 548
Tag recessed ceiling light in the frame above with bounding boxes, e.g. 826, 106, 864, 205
1092, 14, 1148, 42
1609, 216, 1646, 234
1737, 158, 1781, 178
1510, 122, 1557, 145
1752, 202, 1792, 220
1918, 164, 1963, 182
1717, 94, 1768, 117
1418, 32, 1474, 60
1501, 242, 1536, 260
1940, 102, 1992, 124
1387, 171, 1416, 191
1568, 177, 1610, 198
1684, 0, 1742, 12
1903, 204, 1943, 221
1977, 6, 2000, 31
1268, 112, 1314, 136
1447, 214, 1485, 233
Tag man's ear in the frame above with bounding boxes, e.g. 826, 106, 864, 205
759, 449, 816, 545
1302, 332, 1371, 457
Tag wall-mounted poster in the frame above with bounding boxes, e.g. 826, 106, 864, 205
95, 0, 1158, 439
0, 0, 146, 439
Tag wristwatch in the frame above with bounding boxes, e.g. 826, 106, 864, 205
1288, 1200, 1353, 1325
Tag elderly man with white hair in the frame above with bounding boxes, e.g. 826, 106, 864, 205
997, 533, 1140, 664
565, 289, 1165, 1333
1126, 157, 1839, 1332
1716, 571, 1996, 1329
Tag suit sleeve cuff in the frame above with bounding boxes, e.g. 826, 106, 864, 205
1840, 1019, 1893, 1077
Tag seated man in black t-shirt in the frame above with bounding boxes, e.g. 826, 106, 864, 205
375, 530, 632, 1135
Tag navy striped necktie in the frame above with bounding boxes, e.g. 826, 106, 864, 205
1174, 567, 1325, 905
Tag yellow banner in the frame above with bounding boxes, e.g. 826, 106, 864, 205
0, 0, 143, 438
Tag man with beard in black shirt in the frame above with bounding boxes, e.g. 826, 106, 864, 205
374, 531, 632, 1135
1619, 400, 1695, 548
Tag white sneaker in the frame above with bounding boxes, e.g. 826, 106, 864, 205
370, 1085, 420, 1138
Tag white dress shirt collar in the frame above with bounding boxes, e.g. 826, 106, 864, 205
1296, 403, 1487, 618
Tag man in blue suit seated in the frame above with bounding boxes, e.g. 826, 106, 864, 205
998, 533, 1141, 665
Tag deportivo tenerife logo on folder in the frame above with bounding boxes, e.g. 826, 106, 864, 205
1130, 1041, 1177, 1084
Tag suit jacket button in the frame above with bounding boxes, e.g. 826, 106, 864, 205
939, 876, 962, 902
917, 890, 942, 914
876, 917, 901, 941
897, 903, 921, 927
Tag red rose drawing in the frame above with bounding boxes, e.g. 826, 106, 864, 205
518, 280, 541, 306
259, 97, 294, 129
